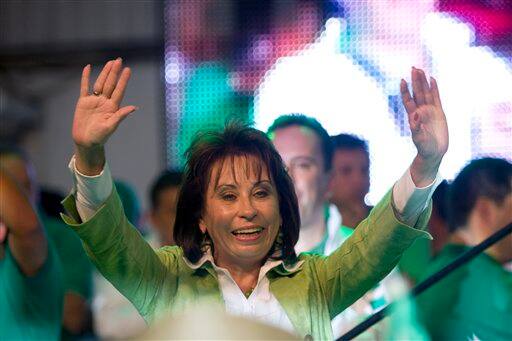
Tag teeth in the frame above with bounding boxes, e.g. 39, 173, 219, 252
233, 227, 263, 235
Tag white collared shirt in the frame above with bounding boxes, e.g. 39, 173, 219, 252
183, 248, 301, 334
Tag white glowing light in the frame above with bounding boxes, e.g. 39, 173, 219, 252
165, 51, 184, 84
423, 13, 512, 179
255, 18, 414, 203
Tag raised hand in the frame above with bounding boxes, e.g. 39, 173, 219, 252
73, 58, 136, 148
72, 58, 137, 174
400, 67, 449, 186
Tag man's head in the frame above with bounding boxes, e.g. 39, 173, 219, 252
448, 157, 512, 263
328, 134, 370, 210
268, 114, 332, 226
149, 170, 183, 246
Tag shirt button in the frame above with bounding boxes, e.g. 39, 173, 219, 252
304, 334, 313, 341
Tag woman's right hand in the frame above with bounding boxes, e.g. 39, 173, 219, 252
72, 58, 137, 175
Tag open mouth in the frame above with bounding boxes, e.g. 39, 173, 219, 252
231, 227, 265, 240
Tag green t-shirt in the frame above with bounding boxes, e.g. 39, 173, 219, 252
0, 241, 64, 340
417, 244, 512, 340
44, 214, 93, 299
398, 236, 432, 283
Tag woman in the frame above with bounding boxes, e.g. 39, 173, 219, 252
62, 59, 448, 339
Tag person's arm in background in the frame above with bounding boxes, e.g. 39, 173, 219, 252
0, 168, 64, 341
0, 168, 47, 276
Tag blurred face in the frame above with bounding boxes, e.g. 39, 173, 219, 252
329, 148, 370, 207
272, 125, 328, 226
468, 192, 512, 263
199, 155, 281, 268
491, 193, 512, 263
0, 155, 37, 204
150, 186, 180, 246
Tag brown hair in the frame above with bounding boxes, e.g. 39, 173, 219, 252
174, 122, 300, 263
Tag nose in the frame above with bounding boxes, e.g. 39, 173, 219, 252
239, 196, 257, 221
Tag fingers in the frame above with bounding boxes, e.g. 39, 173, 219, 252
80, 65, 91, 97
110, 105, 138, 127
93, 60, 114, 95
419, 69, 435, 105
411, 67, 426, 106
103, 58, 123, 98
401, 78, 420, 133
430, 77, 443, 109
111, 67, 131, 104
400, 79, 416, 114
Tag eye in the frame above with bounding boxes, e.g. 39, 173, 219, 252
220, 193, 237, 201
296, 161, 313, 170
254, 190, 269, 198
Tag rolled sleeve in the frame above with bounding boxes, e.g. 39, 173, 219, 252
392, 168, 443, 226
68, 156, 113, 222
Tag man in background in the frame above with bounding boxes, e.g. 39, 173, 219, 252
147, 170, 183, 246
0, 167, 63, 339
269, 115, 402, 338
329, 133, 372, 233
0, 145, 93, 339
417, 157, 512, 340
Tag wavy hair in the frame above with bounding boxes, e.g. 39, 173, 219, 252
173, 122, 300, 264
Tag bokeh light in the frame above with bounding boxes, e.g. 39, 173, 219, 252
165, 0, 511, 203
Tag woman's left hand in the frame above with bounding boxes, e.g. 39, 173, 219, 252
400, 67, 449, 186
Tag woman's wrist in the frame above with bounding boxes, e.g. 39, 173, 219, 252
410, 153, 441, 188
75, 144, 106, 176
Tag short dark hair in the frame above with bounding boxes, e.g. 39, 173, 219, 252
432, 180, 450, 222
174, 122, 300, 263
331, 133, 369, 157
149, 170, 183, 210
267, 114, 333, 171
448, 158, 512, 232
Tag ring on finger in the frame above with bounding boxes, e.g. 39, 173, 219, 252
93, 90, 101, 96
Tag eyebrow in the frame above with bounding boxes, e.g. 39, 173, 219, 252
290, 156, 317, 163
214, 180, 272, 192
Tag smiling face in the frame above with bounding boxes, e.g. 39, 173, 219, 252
199, 155, 282, 268
271, 125, 328, 226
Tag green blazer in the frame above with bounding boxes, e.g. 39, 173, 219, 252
61, 187, 431, 340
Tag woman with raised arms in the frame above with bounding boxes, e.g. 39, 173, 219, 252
61, 58, 448, 339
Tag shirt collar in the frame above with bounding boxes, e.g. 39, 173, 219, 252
182, 246, 304, 275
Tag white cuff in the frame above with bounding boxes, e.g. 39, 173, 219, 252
392, 168, 443, 226
68, 155, 113, 222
